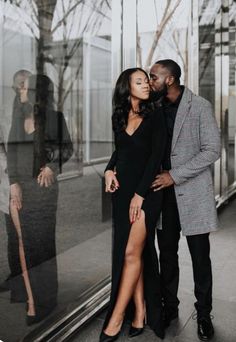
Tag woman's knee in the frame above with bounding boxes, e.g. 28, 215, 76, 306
124, 244, 139, 265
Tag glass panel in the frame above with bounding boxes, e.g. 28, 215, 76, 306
137, 0, 190, 83
0, 0, 113, 340
198, 0, 222, 198
228, 1, 236, 186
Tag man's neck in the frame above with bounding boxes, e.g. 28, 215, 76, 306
166, 85, 182, 103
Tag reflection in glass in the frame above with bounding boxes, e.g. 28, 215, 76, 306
228, 3, 236, 186
6, 72, 73, 324
0, 0, 113, 340
137, 0, 190, 84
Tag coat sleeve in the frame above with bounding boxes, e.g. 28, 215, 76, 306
45, 111, 73, 173
169, 101, 221, 185
135, 110, 167, 198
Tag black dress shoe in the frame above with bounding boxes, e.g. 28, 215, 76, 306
164, 308, 179, 328
26, 304, 56, 326
99, 331, 120, 342
129, 325, 144, 338
153, 319, 165, 340
197, 316, 214, 341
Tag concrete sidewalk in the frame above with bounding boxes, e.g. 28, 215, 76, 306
72, 197, 236, 342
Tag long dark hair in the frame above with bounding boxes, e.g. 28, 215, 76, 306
112, 68, 152, 133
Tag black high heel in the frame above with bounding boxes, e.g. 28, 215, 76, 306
129, 308, 146, 338
99, 330, 121, 342
129, 326, 144, 338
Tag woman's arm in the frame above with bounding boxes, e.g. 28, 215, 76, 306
104, 150, 117, 172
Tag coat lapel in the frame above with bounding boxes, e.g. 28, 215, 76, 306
171, 87, 192, 152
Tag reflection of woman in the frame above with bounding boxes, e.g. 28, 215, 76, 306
100, 68, 166, 342
6, 74, 73, 325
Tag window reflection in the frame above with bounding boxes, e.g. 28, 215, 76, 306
6, 72, 73, 324
137, 0, 190, 84
0, 0, 113, 340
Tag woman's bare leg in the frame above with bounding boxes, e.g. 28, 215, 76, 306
104, 210, 146, 336
132, 263, 145, 328
10, 204, 35, 316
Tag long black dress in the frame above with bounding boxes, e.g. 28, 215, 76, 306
6, 103, 73, 309
104, 107, 166, 334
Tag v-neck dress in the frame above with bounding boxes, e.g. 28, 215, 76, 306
104, 108, 167, 334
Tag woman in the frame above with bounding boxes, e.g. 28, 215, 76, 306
6, 74, 73, 325
100, 68, 166, 341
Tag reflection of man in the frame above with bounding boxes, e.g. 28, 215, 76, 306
150, 59, 220, 341
0, 125, 9, 214
0, 125, 10, 292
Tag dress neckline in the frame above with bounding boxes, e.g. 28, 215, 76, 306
125, 119, 144, 137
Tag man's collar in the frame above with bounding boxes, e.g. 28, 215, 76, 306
164, 85, 184, 106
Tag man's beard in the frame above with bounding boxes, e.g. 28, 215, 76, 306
149, 84, 168, 101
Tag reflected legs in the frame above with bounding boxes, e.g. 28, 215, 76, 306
9, 203, 35, 316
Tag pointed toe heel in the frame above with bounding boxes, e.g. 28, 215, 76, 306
99, 331, 120, 342
128, 326, 144, 338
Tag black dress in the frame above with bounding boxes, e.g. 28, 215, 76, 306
104, 107, 166, 334
6, 104, 73, 309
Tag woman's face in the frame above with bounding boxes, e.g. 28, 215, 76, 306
129, 70, 150, 101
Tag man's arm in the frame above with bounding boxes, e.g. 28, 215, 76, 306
169, 101, 221, 185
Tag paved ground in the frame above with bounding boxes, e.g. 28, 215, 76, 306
72, 197, 236, 342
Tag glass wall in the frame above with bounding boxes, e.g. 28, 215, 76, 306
137, 0, 190, 81
198, 0, 236, 202
0, 0, 116, 340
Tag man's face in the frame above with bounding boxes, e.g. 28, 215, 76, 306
149, 64, 170, 93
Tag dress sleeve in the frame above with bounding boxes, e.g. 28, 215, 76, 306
7, 112, 20, 185
104, 134, 118, 172
45, 111, 73, 173
104, 150, 117, 172
135, 109, 167, 198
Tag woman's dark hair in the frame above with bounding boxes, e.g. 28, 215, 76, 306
112, 68, 152, 133
155, 59, 181, 84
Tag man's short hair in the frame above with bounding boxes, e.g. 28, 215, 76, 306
155, 59, 181, 84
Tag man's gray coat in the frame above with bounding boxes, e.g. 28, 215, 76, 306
168, 87, 221, 236
0, 126, 9, 214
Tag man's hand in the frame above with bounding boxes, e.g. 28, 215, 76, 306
105, 170, 119, 193
37, 166, 54, 187
151, 170, 174, 191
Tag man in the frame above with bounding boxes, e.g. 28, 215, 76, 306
149, 59, 220, 341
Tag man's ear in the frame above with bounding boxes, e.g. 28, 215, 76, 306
166, 75, 175, 87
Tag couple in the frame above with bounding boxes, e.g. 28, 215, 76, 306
101, 59, 221, 342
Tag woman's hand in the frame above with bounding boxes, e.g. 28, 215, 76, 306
105, 170, 119, 193
37, 166, 54, 187
10, 183, 22, 210
129, 193, 144, 224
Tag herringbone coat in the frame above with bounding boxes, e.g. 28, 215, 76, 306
168, 87, 221, 236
